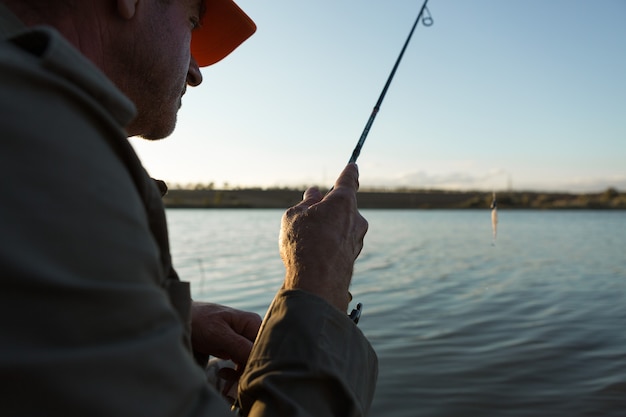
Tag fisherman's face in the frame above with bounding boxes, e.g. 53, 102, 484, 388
121, 0, 204, 139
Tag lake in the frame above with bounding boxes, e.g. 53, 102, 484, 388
166, 209, 626, 417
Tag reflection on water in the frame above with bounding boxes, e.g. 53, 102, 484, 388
167, 209, 626, 417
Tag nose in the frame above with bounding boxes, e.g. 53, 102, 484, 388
187, 55, 203, 87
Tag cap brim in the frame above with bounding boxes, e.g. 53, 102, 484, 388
190, 0, 256, 67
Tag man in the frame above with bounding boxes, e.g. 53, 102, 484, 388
0, 0, 377, 416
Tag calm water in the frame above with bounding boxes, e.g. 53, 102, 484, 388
166, 209, 626, 417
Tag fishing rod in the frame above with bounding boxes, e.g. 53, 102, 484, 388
341, 1, 433, 325
347, 0, 433, 165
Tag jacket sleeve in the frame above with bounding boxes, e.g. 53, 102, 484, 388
0, 26, 238, 416
239, 290, 378, 417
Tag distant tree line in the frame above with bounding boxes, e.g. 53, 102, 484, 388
162, 185, 626, 209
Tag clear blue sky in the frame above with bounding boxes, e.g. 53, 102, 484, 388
130, 0, 626, 192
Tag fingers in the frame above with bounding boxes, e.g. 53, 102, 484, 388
294, 186, 323, 210
239, 312, 262, 343
332, 163, 360, 194
328, 164, 368, 243
191, 303, 261, 367
292, 164, 359, 210
222, 333, 255, 366
278, 163, 368, 312
324, 164, 360, 213
226, 310, 261, 365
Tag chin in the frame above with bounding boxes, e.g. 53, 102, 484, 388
132, 115, 178, 140
141, 126, 176, 140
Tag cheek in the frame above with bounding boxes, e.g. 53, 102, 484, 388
157, 36, 192, 91
157, 16, 193, 75
174, 33, 193, 74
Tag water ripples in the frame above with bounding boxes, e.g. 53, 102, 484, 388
167, 209, 626, 416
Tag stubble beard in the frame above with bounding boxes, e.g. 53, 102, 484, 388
124, 80, 182, 140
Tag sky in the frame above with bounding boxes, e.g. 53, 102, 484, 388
129, 0, 626, 193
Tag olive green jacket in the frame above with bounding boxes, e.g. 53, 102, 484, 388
0, 4, 377, 416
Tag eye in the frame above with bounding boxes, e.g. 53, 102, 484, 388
190, 16, 201, 31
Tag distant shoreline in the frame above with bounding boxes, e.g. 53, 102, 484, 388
163, 188, 626, 210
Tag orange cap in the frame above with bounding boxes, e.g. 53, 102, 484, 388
191, 0, 256, 67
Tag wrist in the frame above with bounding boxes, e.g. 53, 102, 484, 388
283, 278, 352, 313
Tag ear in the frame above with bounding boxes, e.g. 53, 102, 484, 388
117, 0, 138, 20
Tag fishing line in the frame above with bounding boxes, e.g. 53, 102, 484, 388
347, 0, 433, 165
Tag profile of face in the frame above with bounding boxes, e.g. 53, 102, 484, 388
116, 0, 204, 140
